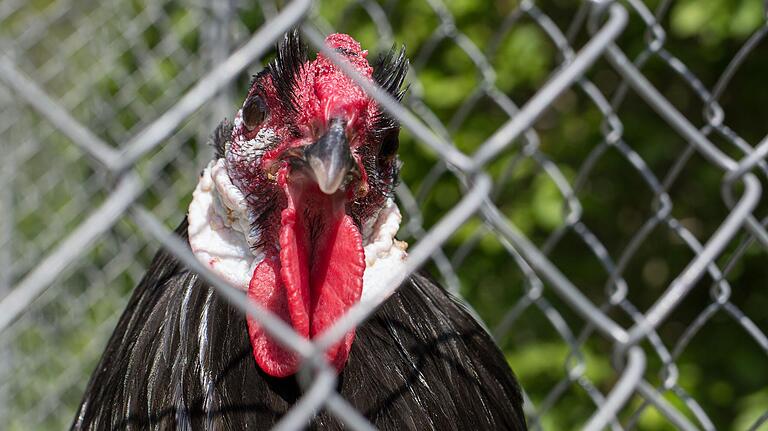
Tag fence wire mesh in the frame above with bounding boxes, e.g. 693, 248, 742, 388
1, 0, 767, 429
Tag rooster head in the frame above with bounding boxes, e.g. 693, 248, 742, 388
188, 31, 409, 377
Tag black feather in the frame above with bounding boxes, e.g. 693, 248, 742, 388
73, 220, 527, 430
249, 68, 269, 92
210, 119, 233, 160
370, 45, 409, 143
268, 28, 307, 114
372, 45, 409, 100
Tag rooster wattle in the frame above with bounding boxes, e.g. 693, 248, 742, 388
73, 31, 526, 430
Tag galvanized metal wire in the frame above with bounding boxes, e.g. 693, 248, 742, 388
1, 0, 767, 429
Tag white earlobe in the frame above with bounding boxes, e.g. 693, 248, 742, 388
188, 159, 262, 291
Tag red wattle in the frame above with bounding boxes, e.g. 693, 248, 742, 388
304, 211, 364, 369
246, 170, 365, 377
246, 256, 301, 377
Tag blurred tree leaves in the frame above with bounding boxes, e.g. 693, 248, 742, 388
671, 0, 765, 41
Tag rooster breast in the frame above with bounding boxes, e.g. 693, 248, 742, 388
72, 220, 527, 430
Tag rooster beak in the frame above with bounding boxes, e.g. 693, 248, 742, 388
304, 117, 354, 194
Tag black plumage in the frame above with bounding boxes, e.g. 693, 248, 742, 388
370, 46, 409, 144
371, 45, 409, 101
268, 29, 307, 114
72, 220, 526, 430
210, 118, 233, 160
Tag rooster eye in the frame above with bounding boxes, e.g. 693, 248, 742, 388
379, 132, 399, 161
242, 95, 268, 131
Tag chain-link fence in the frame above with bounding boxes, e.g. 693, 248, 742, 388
1, 0, 767, 429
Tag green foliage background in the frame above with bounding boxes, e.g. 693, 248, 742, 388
317, 0, 768, 428
2, 0, 767, 429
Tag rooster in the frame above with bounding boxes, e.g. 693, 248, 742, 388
73, 31, 526, 430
